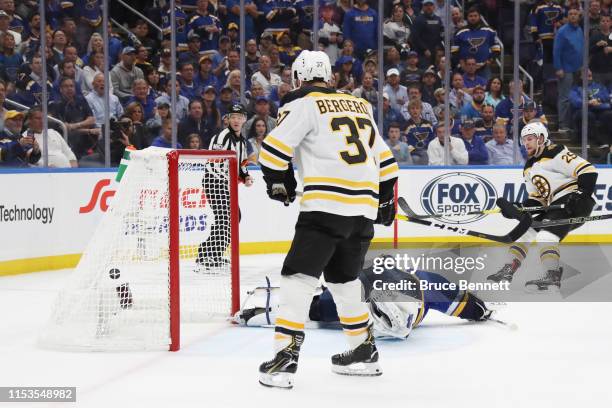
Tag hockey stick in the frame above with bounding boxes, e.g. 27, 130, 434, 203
531, 213, 612, 229
488, 317, 519, 331
395, 199, 564, 219
396, 197, 532, 244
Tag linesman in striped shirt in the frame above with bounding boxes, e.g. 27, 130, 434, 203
257, 50, 399, 389
195, 103, 253, 271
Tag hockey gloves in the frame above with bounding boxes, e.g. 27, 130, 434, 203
375, 197, 396, 226
565, 190, 594, 217
262, 164, 297, 206
496, 197, 524, 220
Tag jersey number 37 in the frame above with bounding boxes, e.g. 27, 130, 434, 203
331, 116, 376, 165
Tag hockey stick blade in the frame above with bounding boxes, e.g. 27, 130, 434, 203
397, 197, 532, 244
531, 213, 612, 229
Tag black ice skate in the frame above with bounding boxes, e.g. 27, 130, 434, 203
193, 258, 230, 274
259, 332, 304, 389
487, 261, 519, 283
525, 268, 563, 293
331, 324, 382, 377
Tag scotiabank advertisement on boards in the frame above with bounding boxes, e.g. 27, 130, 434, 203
1, 167, 611, 269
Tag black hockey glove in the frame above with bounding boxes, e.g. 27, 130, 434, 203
374, 197, 396, 226
496, 197, 524, 220
262, 164, 297, 206
565, 190, 594, 217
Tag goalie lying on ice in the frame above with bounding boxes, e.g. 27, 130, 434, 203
235, 257, 494, 339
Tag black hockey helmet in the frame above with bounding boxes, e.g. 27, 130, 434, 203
228, 103, 247, 116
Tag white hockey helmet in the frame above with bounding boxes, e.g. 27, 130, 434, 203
520, 120, 549, 145
520, 120, 549, 156
301, 50, 332, 84
291, 50, 309, 89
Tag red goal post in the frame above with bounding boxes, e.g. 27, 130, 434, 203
167, 149, 241, 351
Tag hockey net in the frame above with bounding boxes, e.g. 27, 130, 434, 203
40, 147, 240, 351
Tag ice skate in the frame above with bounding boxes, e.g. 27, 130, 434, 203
259, 332, 304, 389
331, 324, 382, 376
525, 268, 562, 293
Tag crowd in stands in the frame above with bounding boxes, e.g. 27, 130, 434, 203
0, 0, 611, 169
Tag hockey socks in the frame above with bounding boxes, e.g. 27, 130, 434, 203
326, 280, 370, 348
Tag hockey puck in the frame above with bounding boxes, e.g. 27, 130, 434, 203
109, 268, 121, 279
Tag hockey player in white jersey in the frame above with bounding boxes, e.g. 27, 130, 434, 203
257, 50, 399, 389
487, 121, 597, 292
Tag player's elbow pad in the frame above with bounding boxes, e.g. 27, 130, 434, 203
577, 172, 598, 195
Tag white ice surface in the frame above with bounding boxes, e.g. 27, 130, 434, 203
1, 254, 611, 408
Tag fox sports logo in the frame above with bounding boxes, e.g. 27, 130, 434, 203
421, 172, 498, 224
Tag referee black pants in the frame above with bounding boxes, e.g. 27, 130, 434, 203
197, 172, 236, 263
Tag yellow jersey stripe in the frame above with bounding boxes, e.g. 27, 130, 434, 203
380, 164, 400, 178
275, 318, 305, 330
265, 136, 293, 156
301, 192, 379, 208
259, 150, 288, 169
339, 313, 370, 324
380, 150, 393, 161
303, 177, 379, 191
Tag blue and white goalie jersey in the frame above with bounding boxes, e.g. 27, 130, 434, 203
259, 87, 399, 220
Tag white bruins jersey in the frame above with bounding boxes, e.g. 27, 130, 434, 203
523, 144, 596, 205
259, 87, 399, 219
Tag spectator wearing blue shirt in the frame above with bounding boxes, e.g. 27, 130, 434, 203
162, 2, 189, 52
178, 62, 201, 101
261, 0, 297, 31
412, 0, 443, 67
125, 79, 157, 122
188, 0, 221, 52
486, 124, 525, 165
460, 84, 486, 120
462, 57, 487, 92
376, 92, 406, 138
405, 100, 434, 165
569, 70, 612, 147
387, 122, 413, 165
383, 68, 408, 111
460, 118, 489, 165
226, 0, 257, 41
554, 8, 584, 131
0, 110, 40, 167
342, 0, 378, 58
451, 7, 500, 80
0, 32, 21, 83
474, 103, 496, 143
152, 119, 183, 149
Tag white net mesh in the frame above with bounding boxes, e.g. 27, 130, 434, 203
40, 147, 237, 351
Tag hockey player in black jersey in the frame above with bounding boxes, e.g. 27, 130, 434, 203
257, 50, 399, 388
488, 122, 597, 292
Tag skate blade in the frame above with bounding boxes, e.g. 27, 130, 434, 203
331, 362, 382, 377
524, 284, 560, 294
259, 372, 294, 389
